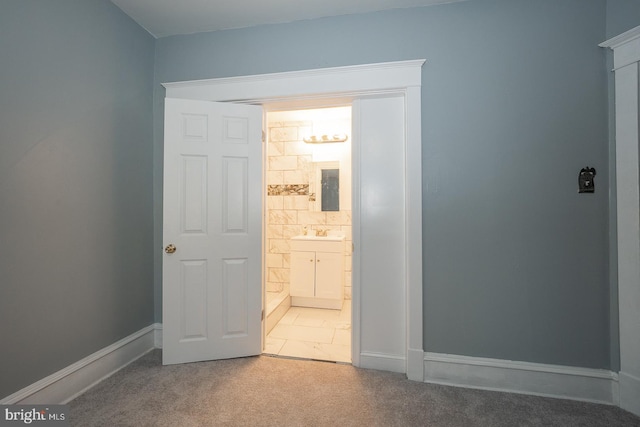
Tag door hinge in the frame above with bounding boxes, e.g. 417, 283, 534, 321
352, 243, 355, 253
261, 309, 264, 321
262, 131, 266, 143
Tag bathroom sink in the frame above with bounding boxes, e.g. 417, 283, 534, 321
292, 234, 345, 241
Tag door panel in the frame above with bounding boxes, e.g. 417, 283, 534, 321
163, 98, 262, 365
222, 157, 248, 233
180, 260, 208, 341
222, 258, 249, 338
182, 156, 208, 234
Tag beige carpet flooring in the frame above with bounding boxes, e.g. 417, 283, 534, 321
69, 350, 640, 426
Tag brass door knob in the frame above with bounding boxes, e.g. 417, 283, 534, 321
165, 244, 177, 254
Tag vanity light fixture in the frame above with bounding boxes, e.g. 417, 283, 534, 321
303, 134, 348, 144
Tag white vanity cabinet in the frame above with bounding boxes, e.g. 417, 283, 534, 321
290, 236, 344, 309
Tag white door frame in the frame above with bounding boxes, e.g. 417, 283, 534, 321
600, 27, 640, 417
162, 60, 425, 380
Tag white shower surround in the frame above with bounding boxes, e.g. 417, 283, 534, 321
162, 59, 425, 379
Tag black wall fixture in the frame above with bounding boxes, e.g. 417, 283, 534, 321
578, 167, 596, 193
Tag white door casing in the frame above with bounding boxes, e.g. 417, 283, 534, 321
600, 26, 640, 417
162, 98, 263, 365
162, 60, 425, 379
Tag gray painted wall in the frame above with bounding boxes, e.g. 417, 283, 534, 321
154, 0, 611, 369
0, 1, 155, 399
419, 0, 609, 369
606, 0, 640, 38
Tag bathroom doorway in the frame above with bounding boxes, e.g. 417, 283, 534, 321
262, 106, 353, 363
162, 60, 424, 376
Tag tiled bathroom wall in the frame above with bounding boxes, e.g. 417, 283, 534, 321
266, 108, 352, 300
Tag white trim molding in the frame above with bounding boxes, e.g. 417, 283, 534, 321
601, 26, 640, 417
405, 84, 424, 382
424, 353, 619, 405
162, 60, 425, 103
600, 26, 640, 70
0, 324, 158, 405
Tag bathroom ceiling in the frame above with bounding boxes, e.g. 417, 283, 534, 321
110, 0, 469, 38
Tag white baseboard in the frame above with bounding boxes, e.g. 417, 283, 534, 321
4, 324, 631, 414
424, 352, 619, 405
359, 352, 406, 373
619, 371, 640, 416
0, 324, 159, 405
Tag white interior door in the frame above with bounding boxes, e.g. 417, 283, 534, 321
162, 98, 263, 365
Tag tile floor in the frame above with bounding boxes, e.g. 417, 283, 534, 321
264, 300, 351, 363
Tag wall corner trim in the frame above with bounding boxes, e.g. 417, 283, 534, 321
424, 352, 619, 405
0, 324, 159, 405
602, 24, 640, 419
